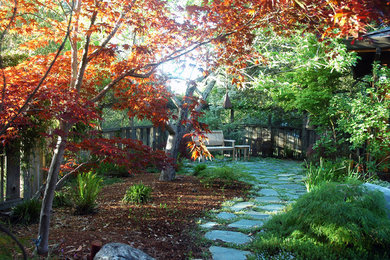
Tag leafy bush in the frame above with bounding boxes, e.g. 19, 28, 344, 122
95, 162, 129, 177
11, 199, 41, 224
53, 189, 72, 208
192, 164, 207, 176
122, 183, 152, 204
71, 172, 103, 215
304, 158, 362, 191
252, 183, 390, 259
196, 166, 255, 186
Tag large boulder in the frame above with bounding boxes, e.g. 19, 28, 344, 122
363, 183, 390, 218
94, 243, 155, 260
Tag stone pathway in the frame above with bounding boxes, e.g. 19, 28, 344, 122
197, 158, 306, 260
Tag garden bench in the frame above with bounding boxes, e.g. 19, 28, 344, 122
196, 130, 236, 160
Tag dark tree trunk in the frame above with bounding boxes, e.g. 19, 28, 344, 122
5, 141, 20, 201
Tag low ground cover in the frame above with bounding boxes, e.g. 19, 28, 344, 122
1, 171, 250, 259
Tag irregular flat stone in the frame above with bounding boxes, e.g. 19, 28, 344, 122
258, 189, 279, 196
243, 211, 271, 220
230, 202, 255, 212
255, 196, 283, 204
277, 173, 296, 177
283, 193, 300, 200
228, 219, 264, 229
200, 222, 219, 229
216, 212, 237, 220
209, 246, 251, 260
257, 204, 285, 212
277, 184, 306, 190
363, 183, 390, 218
94, 243, 155, 260
205, 230, 251, 245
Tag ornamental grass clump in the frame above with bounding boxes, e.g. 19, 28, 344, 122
122, 183, 152, 204
11, 199, 41, 225
196, 165, 255, 186
71, 171, 103, 215
252, 182, 390, 259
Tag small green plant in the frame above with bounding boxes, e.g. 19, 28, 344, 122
53, 189, 72, 208
196, 166, 255, 187
11, 199, 41, 225
252, 182, 390, 259
95, 162, 129, 177
304, 158, 362, 191
193, 164, 207, 176
71, 171, 103, 215
122, 183, 152, 204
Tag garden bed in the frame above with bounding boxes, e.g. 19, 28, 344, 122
8, 172, 250, 259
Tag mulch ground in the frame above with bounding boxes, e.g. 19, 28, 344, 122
9, 172, 251, 259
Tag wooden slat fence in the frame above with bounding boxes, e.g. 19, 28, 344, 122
101, 125, 168, 150
0, 124, 316, 209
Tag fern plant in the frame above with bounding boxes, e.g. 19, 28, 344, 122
71, 171, 103, 215
122, 183, 152, 204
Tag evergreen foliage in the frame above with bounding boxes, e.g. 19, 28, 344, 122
252, 183, 390, 259
11, 199, 41, 225
71, 172, 103, 215
122, 183, 153, 204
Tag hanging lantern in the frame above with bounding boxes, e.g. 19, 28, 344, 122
223, 91, 232, 109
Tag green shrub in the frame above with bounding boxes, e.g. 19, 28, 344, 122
53, 189, 72, 208
252, 183, 390, 259
95, 162, 129, 177
193, 164, 207, 176
122, 183, 152, 204
304, 158, 362, 191
11, 199, 41, 225
71, 172, 103, 215
196, 166, 255, 186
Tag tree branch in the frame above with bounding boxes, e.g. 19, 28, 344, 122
0, 0, 18, 113
0, 5, 73, 136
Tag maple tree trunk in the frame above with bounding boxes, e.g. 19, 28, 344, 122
37, 124, 70, 256
159, 127, 186, 181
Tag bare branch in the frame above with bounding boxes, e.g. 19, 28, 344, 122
55, 162, 89, 189
74, 10, 98, 92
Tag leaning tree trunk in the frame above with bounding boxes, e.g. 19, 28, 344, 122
159, 127, 186, 181
37, 124, 70, 256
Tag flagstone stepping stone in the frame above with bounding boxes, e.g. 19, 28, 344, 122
259, 178, 280, 182
255, 196, 283, 204
209, 246, 251, 260
278, 177, 292, 181
216, 212, 237, 220
257, 204, 285, 212
205, 230, 251, 245
278, 173, 296, 177
228, 219, 264, 229
258, 189, 279, 196
200, 222, 219, 229
283, 193, 300, 200
243, 211, 271, 220
278, 184, 306, 190
230, 202, 255, 212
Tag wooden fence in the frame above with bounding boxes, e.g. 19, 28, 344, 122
101, 125, 168, 150
230, 125, 318, 159
0, 124, 316, 209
